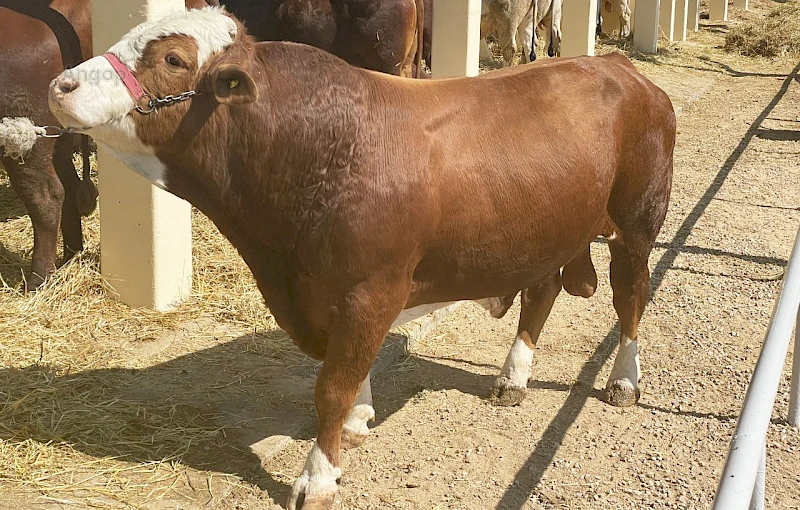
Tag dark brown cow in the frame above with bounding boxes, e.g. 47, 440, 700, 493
0, 0, 94, 289
49, 8, 675, 509
0, 0, 215, 290
221, 0, 425, 76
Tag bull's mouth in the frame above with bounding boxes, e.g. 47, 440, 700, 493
48, 83, 82, 129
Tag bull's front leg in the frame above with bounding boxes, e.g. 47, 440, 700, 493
288, 278, 407, 510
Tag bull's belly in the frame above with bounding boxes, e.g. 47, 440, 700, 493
406, 259, 564, 309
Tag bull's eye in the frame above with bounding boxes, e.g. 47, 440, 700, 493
165, 54, 184, 67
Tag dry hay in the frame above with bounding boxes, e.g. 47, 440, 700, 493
725, 0, 800, 57
0, 153, 299, 506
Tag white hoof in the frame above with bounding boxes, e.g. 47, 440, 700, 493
287, 444, 340, 510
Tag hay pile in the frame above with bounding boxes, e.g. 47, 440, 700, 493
725, 0, 800, 57
0, 155, 295, 505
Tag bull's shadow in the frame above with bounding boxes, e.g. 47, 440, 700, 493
0, 326, 507, 504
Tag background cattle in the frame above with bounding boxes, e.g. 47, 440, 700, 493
49, 8, 674, 508
480, 0, 562, 67
0, 0, 95, 290
219, 0, 425, 76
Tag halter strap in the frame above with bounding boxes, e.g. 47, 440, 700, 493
103, 53, 146, 101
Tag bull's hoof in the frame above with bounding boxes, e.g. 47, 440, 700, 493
340, 428, 368, 449
23, 272, 47, 292
491, 383, 527, 407
604, 380, 640, 407
289, 493, 335, 510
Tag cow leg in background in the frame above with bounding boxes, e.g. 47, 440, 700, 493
340, 375, 374, 449
492, 272, 562, 406
2, 141, 64, 290
612, 0, 632, 37
517, 6, 535, 63
288, 277, 408, 510
495, 16, 519, 67
52, 135, 84, 261
548, 0, 563, 56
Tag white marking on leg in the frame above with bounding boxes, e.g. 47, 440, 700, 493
607, 334, 640, 391
288, 443, 340, 509
343, 376, 374, 439
497, 334, 534, 389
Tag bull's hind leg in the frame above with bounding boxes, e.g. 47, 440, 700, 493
492, 272, 561, 406
605, 236, 650, 406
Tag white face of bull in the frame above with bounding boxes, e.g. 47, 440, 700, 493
48, 7, 239, 189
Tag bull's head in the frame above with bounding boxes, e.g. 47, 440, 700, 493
48, 7, 258, 191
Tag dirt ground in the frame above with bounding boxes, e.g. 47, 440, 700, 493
1, 1, 799, 509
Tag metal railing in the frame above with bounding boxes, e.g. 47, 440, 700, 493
712, 224, 800, 510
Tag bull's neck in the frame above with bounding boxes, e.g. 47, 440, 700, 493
162, 45, 370, 255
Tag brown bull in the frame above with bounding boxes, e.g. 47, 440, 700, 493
48, 8, 675, 509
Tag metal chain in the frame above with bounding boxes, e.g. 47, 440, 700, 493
135, 90, 198, 115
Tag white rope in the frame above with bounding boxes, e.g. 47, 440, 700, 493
0, 117, 47, 163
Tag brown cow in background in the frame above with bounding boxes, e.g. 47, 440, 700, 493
0, 0, 94, 290
221, 0, 425, 76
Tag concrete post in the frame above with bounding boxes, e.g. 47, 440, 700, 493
92, 0, 193, 311
733, 0, 748, 10
673, 0, 689, 41
687, 0, 700, 31
709, 0, 728, 21
432, 0, 482, 78
633, 0, 660, 53
659, 0, 676, 41
561, 0, 599, 57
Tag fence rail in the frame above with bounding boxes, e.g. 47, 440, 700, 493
712, 224, 800, 510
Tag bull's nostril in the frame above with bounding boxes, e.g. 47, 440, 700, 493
57, 76, 79, 94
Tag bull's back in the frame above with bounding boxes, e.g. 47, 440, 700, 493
391, 54, 673, 302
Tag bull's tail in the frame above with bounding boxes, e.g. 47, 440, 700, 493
414, 0, 424, 78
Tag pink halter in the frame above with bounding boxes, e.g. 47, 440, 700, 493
103, 52, 147, 101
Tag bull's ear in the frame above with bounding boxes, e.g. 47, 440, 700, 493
211, 65, 258, 105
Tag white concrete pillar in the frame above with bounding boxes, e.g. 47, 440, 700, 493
431, 0, 482, 78
630, 0, 637, 31
733, 0, 748, 10
633, 0, 661, 53
659, 0, 676, 41
93, 0, 193, 311
687, 0, 700, 31
561, 0, 599, 57
709, 0, 728, 21
673, 0, 689, 41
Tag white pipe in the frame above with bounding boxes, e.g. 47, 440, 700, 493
713, 224, 800, 510
788, 307, 800, 426
748, 442, 766, 510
